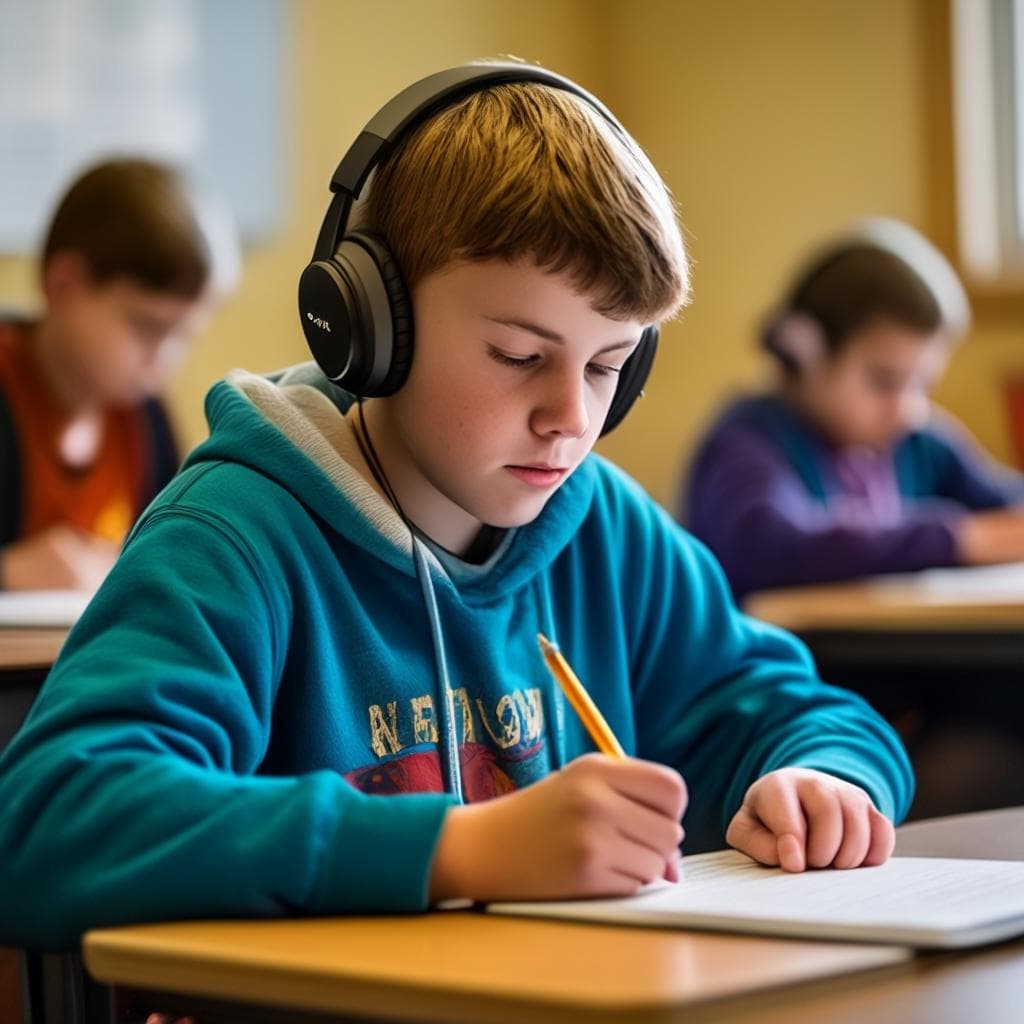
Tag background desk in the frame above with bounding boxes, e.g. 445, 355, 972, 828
1, 629, 68, 1024
744, 564, 1024, 670
746, 566, 1024, 819
0, 627, 67, 751
0, 628, 67, 672
83, 809, 1024, 1024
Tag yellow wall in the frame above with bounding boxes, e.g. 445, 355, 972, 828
2, 0, 1022, 509
595, 0, 932, 503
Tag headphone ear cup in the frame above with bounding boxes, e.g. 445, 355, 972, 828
347, 232, 414, 397
298, 256, 358, 382
297, 233, 413, 397
600, 325, 659, 436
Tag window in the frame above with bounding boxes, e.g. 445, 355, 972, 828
0, 0, 283, 251
951, 0, 1024, 285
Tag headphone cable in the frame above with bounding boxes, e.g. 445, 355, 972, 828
351, 397, 465, 803
352, 398, 414, 528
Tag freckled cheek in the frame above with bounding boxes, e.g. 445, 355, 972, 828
450, 397, 502, 442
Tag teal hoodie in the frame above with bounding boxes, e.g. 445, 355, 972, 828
0, 365, 913, 949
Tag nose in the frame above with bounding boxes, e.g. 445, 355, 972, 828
531, 367, 590, 439
138, 336, 187, 396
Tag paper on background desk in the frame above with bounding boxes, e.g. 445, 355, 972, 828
872, 561, 1024, 604
487, 848, 1024, 949
0, 589, 91, 627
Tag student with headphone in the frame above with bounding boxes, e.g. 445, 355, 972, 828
0, 63, 911, 951
683, 217, 1024, 604
682, 218, 1024, 819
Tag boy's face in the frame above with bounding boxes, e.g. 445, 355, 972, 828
800, 320, 950, 450
371, 259, 644, 554
46, 253, 210, 407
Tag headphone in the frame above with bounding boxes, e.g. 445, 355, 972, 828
297, 62, 659, 436
762, 217, 971, 372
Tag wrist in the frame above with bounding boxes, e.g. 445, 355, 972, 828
428, 803, 487, 904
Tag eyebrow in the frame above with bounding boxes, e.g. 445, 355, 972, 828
482, 315, 639, 353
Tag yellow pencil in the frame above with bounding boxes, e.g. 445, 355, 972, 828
537, 633, 626, 759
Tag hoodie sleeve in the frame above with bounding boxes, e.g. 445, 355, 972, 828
0, 507, 454, 951
912, 410, 1024, 510
615, 475, 914, 854
686, 426, 962, 599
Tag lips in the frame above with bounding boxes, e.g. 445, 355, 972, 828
504, 464, 569, 488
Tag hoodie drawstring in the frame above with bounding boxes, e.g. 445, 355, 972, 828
411, 537, 464, 804
410, 532, 569, 798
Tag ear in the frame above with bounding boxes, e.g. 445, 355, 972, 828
41, 250, 92, 306
771, 312, 826, 372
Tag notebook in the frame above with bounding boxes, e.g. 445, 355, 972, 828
487, 849, 1024, 949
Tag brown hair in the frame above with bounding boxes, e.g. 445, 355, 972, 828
763, 220, 971, 376
787, 245, 944, 344
362, 82, 688, 323
42, 158, 221, 298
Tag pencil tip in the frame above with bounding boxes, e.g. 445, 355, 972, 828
537, 632, 551, 650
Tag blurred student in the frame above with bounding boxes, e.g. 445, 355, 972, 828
0, 157, 239, 592
683, 218, 1024, 604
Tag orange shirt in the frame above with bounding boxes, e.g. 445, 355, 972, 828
0, 321, 152, 545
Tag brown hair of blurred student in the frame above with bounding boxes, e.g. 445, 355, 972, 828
763, 244, 950, 377
41, 158, 212, 299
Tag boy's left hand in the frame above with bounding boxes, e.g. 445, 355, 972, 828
725, 768, 895, 872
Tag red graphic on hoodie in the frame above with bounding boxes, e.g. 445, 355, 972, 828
346, 740, 544, 800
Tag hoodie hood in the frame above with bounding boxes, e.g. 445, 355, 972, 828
187, 363, 598, 602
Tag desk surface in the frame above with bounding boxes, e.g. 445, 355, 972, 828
84, 810, 1024, 1024
743, 571, 1024, 676
746, 564, 1024, 633
0, 628, 68, 672
745, 577, 1024, 630
84, 912, 909, 1024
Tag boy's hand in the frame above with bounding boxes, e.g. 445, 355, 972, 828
429, 753, 687, 903
725, 767, 895, 872
0, 524, 118, 591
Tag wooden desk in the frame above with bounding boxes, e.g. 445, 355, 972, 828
0, 626, 68, 753
82, 810, 1024, 1024
1, 627, 70, 1024
0, 628, 68, 672
746, 569, 1024, 819
84, 912, 909, 1024
745, 564, 1024, 668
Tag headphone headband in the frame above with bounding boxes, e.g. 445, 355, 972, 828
313, 63, 623, 263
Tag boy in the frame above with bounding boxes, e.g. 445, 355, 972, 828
0, 65, 911, 951
0, 157, 238, 591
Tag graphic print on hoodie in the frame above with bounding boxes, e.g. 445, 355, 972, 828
226, 365, 569, 801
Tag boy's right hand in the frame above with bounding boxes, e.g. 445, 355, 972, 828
428, 753, 686, 904
0, 524, 118, 591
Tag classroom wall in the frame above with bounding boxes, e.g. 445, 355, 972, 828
1, 0, 1021, 509
592, 0, 1024, 506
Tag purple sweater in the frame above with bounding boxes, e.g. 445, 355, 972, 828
682, 395, 1024, 601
